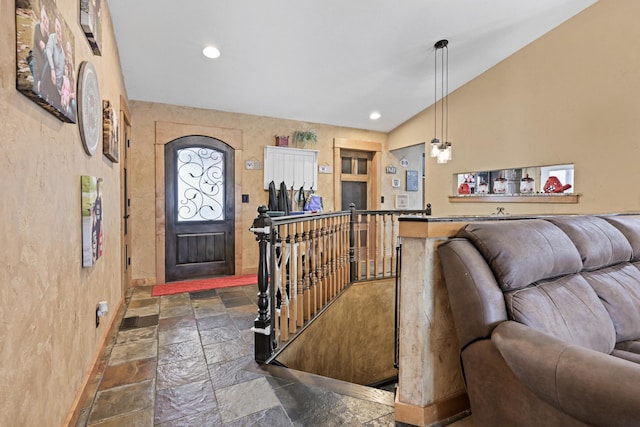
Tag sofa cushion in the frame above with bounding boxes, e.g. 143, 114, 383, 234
611, 349, 640, 364
505, 274, 616, 354
582, 263, 640, 342
602, 215, 640, 262
545, 216, 632, 270
616, 339, 640, 353
458, 219, 582, 291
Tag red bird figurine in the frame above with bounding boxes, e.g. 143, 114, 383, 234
543, 176, 572, 193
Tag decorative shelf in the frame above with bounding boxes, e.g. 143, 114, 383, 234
449, 194, 579, 204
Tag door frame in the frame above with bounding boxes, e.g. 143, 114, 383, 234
333, 138, 382, 211
120, 95, 132, 294
155, 121, 243, 284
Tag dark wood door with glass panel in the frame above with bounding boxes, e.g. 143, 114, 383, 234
165, 136, 235, 282
340, 150, 371, 210
341, 181, 367, 210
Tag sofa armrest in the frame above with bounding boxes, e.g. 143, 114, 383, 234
493, 321, 640, 427
438, 239, 508, 350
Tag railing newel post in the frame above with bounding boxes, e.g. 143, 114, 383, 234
250, 205, 274, 363
349, 203, 357, 283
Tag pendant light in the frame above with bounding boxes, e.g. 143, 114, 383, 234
430, 39, 452, 164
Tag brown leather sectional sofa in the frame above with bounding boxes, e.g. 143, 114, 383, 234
438, 214, 640, 427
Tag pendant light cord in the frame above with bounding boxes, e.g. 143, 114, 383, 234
445, 45, 449, 144
433, 45, 438, 142
440, 46, 445, 147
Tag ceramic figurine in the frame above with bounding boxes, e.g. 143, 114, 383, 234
520, 173, 535, 193
493, 175, 507, 194
458, 182, 471, 194
477, 179, 489, 194
543, 176, 572, 193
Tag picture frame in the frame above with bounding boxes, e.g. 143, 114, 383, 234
15, 0, 77, 123
80, 0, 102, 55
102, 100, 119, 162
81, 176, 104, 267
77, 61, 101, 156
406, 170, 419, 191
395, 194, 409, 209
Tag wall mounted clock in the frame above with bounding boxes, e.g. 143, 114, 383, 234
77, 61, 101, 156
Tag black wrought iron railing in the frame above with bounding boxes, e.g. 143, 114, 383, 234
249, 204, 431, 363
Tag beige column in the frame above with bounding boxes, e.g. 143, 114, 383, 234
394, 219, 469, 426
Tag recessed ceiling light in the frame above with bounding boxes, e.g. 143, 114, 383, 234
369, 111, 381, 120
202, 46, 221, 59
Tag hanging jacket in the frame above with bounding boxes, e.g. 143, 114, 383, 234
278, 181, 291, 215
298, 185, 306, 211
268, 181, 278, 211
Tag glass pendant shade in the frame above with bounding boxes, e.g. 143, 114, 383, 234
436, 146, 450, 164
443, 144, 452, 161
430, 139, 440, 157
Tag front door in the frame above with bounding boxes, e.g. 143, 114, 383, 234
165, 136, 235, 282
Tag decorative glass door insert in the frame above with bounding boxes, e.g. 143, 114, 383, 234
176, 147, 225, 221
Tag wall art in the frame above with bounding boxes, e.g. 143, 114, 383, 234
406, 170, 419, 191
16, 0, 77, 123
77, 61, 101, 155
81, 176, 104, 267
102, 100, 119, 162
80, 0, 102, 55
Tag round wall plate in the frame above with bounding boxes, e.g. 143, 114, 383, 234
77, 61, 101, 156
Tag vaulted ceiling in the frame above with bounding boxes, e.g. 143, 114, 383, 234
107, 0, 597, 132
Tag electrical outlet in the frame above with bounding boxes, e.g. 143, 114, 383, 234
242, 194, 249, 203
381, 196, 385, 203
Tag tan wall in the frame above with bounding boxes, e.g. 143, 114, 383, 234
276, 279, 397, 386
128, 101, 388, 282
0, 0, 127, 425
389, 0, 640, 217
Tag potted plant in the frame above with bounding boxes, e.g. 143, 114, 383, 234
292, 129, 318, 148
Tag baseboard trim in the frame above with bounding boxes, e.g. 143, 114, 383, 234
395, 390, 470, 426
131, 277, 157, 286
63, 298, 124, 427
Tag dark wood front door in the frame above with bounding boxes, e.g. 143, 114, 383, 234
165, 136, 235, 282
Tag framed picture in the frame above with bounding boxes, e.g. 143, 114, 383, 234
395, 194, 409, 209
102, 100, 119, 162
77, 61, 101, 155
81, 176, 104, 267
80, 0, 102, 55
406, 170, 419, 191
16, 0, 77, 123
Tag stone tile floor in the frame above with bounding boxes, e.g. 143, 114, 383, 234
75, 283, 473, 426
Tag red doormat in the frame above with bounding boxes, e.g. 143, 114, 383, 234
151, 274, 258, 297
